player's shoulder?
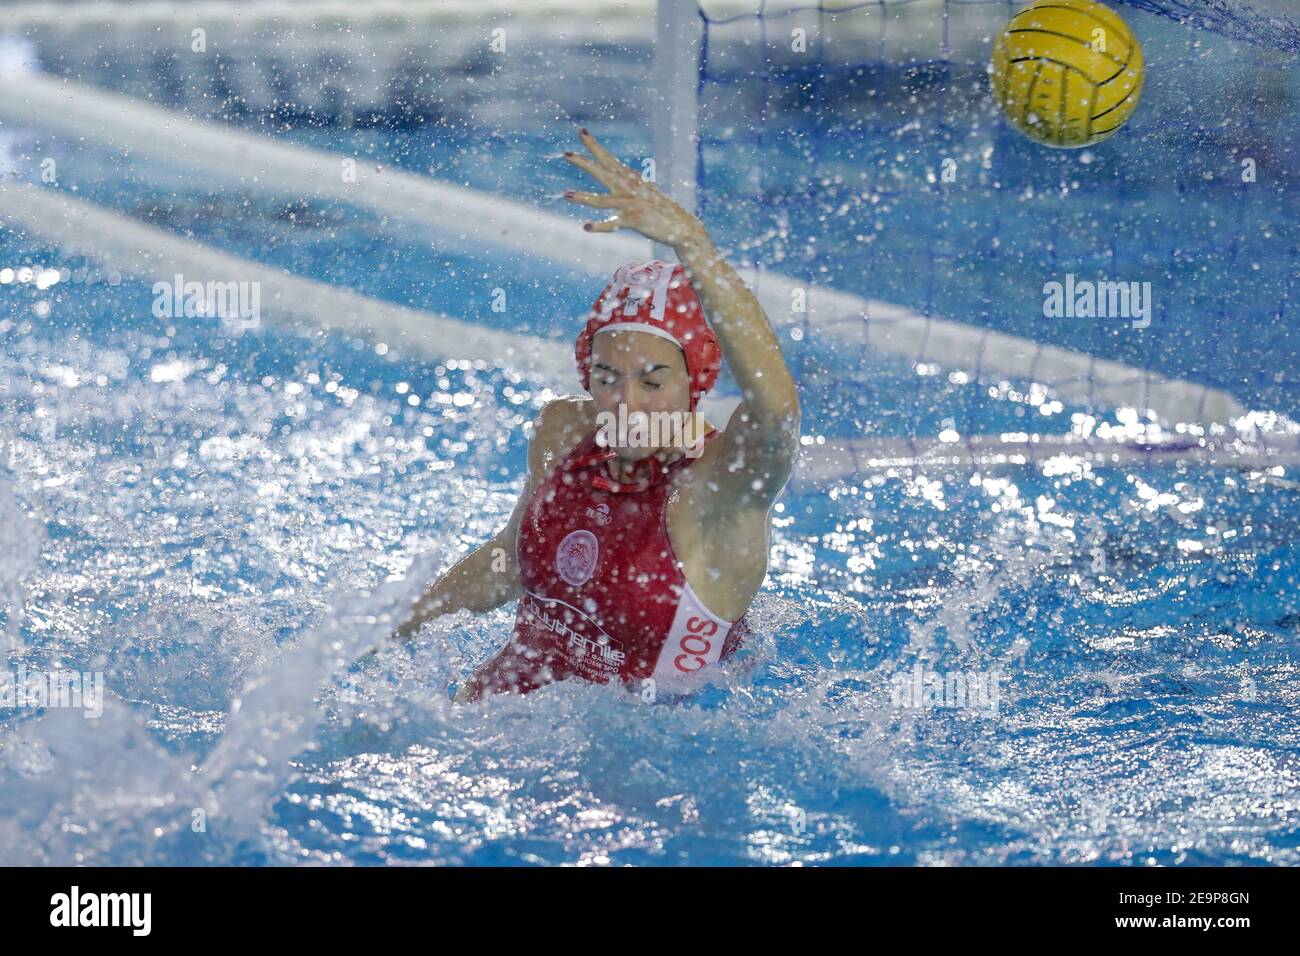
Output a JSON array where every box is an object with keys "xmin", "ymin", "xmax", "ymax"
[{"xmin": 528, "ymin": 396, "xmax": 595, "ymax": 475}]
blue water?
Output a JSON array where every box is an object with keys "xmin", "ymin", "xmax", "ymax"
[{"xmin": 1, "ymin": 6, "xmax": 1299, "ymax": 865}]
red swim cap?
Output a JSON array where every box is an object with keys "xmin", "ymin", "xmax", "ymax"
[{"xmin": 575, "ymin": 260, "xmax": 722, "ymax": 411}]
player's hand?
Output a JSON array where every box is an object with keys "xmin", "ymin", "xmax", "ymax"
[{"xmin": 562, "ymin": 127, "xmax": 705, "ymax": 248}]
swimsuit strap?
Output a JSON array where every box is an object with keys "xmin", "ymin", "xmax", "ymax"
[{"xmin": 591, "ymin": 454, "xmax": 662, "ymax": 494}]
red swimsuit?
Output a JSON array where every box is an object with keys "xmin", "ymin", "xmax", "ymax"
[{"xmin": 461, "ymin": 428, "xmax": 749, "ymax": 700}]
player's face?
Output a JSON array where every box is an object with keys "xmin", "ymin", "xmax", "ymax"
[{"xmin": 588, "ymin": 330, "xmax": 692, "ymax": 462}]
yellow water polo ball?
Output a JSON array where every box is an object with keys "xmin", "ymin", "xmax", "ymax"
[{"xmin": 990, "ymin": 0, "xmax": 1144, "ymax": 148}]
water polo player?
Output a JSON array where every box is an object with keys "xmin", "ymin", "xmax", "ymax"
[{"xmin": 393, "ymin": 128, "xmax": 800, "ymax": 701}]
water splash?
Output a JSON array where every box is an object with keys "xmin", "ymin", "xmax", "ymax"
[
  {"xmin": 201, "ymin": 561, "xmax": 431, "ymax": 845},
  {"xmin": 0, "ymin": 556, "xmax": 435, "ymax": 864},
  {"xmin": 0, "ymin": 469, "xmax": 43, "ymax": 652}
]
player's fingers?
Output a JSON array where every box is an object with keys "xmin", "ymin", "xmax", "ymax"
[
  {"xmin": 583, "ymin": 217, "xmax": 622, "ymax": 233},
  {"xmin": 579, "ymin": 128, "xmax": 634, "ymax": 179},
  {"xmin": 564, "ymin": 189, "xmax": 621, "ymax": 208},
  {"xmin": 564, "ymin": 150, "xmax": 624, "ymax": 192}
]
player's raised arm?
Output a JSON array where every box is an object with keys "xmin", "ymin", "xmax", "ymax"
[
  {"xmin": 564, "ymin": 128, "xmax": 800, "ymax": 510},
  {"xmin": 670, "ymin": 223, "xmax": 801, "ymax": 503}
]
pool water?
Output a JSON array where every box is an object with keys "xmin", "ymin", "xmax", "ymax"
[{"xmin": 1, "ymin": 8, "xmax": 1299, "ymax": 865}]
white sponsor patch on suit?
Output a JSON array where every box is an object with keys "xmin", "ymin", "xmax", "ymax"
[{"xmin": 652, "ymin": 581, "xmax": 734, "ymax": 679}]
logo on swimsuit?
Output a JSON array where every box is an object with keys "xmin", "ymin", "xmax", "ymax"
[
  {"xmin": 523, "ymin": 593, "xmax": 625, "ymax": 679},
  {"xmin": 672, "ymin": 616, "xmax": 719, "ymax": 673},
  {"xmin": 652, "ymin": 590, "xmax": 733, "ymax": 681},
  {"xmin": 555, "ymin": 529, "xmax": 599, "ymax": 586},
  {"xmin": 585, "ymin": 503, "xmax": 611, "ymax": 526}
]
